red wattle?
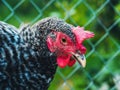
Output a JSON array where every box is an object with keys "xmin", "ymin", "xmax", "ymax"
[
  {"xmin": 68, "ymin": 59, "xmax": 76, "ymax": 67},
  {"xmin": 57, "ymin": 56, "xmax": 70, "ymax": 68}
]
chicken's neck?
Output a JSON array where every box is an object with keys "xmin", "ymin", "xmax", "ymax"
[{"xmin": 19, "ymin": 24, "xmax": 58, "ymax": 88}]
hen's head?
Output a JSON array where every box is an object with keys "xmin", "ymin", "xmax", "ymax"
[{"xmin": 33, "ymin": 17, "xmax": 94, "ymax": 68}]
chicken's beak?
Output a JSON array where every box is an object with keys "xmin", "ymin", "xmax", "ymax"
[{"xmin": 71, "ymin": 52, "xmax": 86, "ymax": 68}]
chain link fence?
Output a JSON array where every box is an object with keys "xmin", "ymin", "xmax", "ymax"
[{"xmin": 0, "ymin": 0, "xmax": 120, "ymax": 90}]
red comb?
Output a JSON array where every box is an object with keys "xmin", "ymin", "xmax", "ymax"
[
  {"xmin": 72, "ymin": 26, "xmax": 94, "ymax": 54},
  {"xmin": 72, "ymin": 26, "xmax": 94, "ymax": 44}
]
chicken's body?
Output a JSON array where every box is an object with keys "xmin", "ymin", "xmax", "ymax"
[
  {"xmin": 0, "ymin": 17, "xmax": 94, "ymax": 90},
  {"xmin": 0, "ymin": 20, "xmax": 57, "ymax": 90}
]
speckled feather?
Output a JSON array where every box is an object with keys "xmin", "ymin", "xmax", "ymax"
[{"xmin": 0, "ymin": 17, "xmax": 75, "ymax": 90}]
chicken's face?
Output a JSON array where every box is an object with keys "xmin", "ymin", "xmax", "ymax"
[{"xmin": 47, "ymin": 26, "xmax": 94, "ymax": 68}]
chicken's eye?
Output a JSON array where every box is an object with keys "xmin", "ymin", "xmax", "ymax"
[{"xmin": 61, "ymin": 37, "xmax": 67, "ymax": 45}]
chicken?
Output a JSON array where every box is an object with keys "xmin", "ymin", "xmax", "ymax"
[{"xmin": 0, "ymin": 17, "xmax": 94, "ymax": 90}]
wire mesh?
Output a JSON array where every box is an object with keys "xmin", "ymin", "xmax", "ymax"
[{"xmin": 0, "ymin": 0, "xmax": 120, "ymax": 90}]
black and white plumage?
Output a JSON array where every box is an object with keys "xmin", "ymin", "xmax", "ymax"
[{"xmin": 0, "ymin": 17, "xmax": 75, "ymax": 90}]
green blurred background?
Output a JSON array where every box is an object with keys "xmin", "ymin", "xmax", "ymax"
[{"xmin": 0, "ymin": 0, "xmax": 120, "ymax": 90}]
